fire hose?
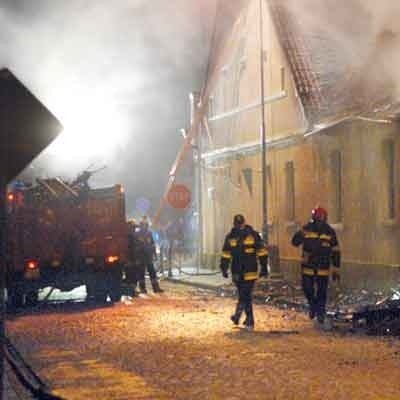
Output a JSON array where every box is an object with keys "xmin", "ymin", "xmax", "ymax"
[{"xmin": 5, "ymin": 336, "xmax": 66, "ymax": 399}]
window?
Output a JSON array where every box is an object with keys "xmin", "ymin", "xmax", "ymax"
[
  {"xmin": 280, "ymin": 67, "xmax": 285, "ymax": 91},
  {"xmin": 266, "ymin": 164, "xmax": 272, "ymax": 188},
  {"xmin": 242, "ymin": 168, "xmax": 253, "ymax": 196},
  {"xmin": 266, "ymin": 165, "xmax": 273, "ymax": 224},
  {"xmin": 221, "ymin": 66, "xmax": 228, "ymax": 112},
  {"xmin": 330, "ymin": 150, "xmax": 343, "ymax": 223},
  {"xmin": 383, "ymin": 139, "xmax": 396, "ymax": 219},
  {"xmin": 285, "ymin": 161, "xmax": 295, "ymax": 221},
  {"xmin": 208, "ymin": 96, "xmax": 214, "ymax": 118},
  {"xmin": 232, "ymin": 38, "xmax": 246, "ymax": 108}
]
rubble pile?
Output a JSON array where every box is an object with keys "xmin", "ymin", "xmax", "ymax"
[
  {"xmin": 216, "ymin": 284, "xmax": 236, "ymax": 298},
  {"xmin": 215, "ymin": 277, "xmax": 400, "ymax": 336},
  {"xmin": 254, "ymin": 279, "xmax": 306, "ymax": 309},
  {"xmin": 329, "ymin": 288, "xmax": 400, "ymax": 335},
  {"xmin": 216, "ymin": 278, "xmax": 307, "ymax": 309}
]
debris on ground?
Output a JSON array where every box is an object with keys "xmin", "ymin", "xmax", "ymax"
[
  {"xmin": 331, "ymin": 289, "xmax": 400, "ymax": 336},
  {"xmin": 7, "ymin": 281, "xmax": 400, "ymax": 400},
  {"xmin": 218, "ymin": 277, "xmax": 400, "ymax": 336}
]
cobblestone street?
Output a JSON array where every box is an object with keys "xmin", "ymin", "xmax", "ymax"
[{"xmin": 6, "ymin": 282, "xmax": 400, "ymax": 400}]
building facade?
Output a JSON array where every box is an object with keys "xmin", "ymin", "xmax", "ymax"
[{"xmin": 197, "ymin": 0, "xmax": 400, "ymax": 289}]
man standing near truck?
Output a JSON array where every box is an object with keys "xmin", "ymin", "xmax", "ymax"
[
  {"xmin": 126, "ymin": 218, "xmax": 139, "ymax": 297},
  {"xmin": 135, "ymin": 216, "xmax": 164, "ymax": 294}
]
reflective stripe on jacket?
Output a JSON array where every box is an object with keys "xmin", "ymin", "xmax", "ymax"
[
  {"xmin": 292, "ymin": 221, "xmax": 340, "ymax": 275},
  {"xmin": 220, "ymin": 225, "xmax": 268, "ymax": 281}
]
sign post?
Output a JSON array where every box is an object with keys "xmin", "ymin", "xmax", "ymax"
[
  {"xmin": 167, "ymin": 184, "xmax": 191, "ymax": 210},
  {"xmin": 0, "ymin": 68, "xmax": 62, "ymax": 399},
  {"xmin": 166, "ymin": 184, "xmax": 191, "ymax": 278}
]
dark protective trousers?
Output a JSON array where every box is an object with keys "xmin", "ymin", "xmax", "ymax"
[
  {"xmin": 136, "ymin": 261, "xmax": 157, "ymax": 281},
  {"xmin": 234, "ymin": 280, "xmax": 255, "ymax": 326},
  {"xmin": 137, "ymin": 261, "xmax": 159, "ymax": 293},
  {"xmin": 302, "ymin": 274, "xmax": 329, "ymax": 317},
  {"xmin": 145, "ymin": 262, "xmax": 157, "ymax": 280}
]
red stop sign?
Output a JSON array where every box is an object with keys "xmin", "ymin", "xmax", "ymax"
[{"xmin": 167, "ymin": 184, "xmax": 191, "ymax": 209}]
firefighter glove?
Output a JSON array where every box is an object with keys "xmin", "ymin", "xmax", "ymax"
[
  {"xmin": 332, "ymin": 271, "xmax": 340, "ymax": 282},
  {"xmin": 222, "ymin": 270, "xmax": 229, "ymax": 279}
]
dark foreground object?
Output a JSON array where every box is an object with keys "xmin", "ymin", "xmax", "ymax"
[{"xmin": 349, "ymin": 299, "xmax": 400, "ymax": 335}]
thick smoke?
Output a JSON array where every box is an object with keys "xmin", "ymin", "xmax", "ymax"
[
  {"xmin": 0, "ymin": 0, "xmax": 215, "ymax": 215},
  {"xmin": 5, "ymin": 0, "xmax": 399, "ymax": 215},
  {"xmin": 283, "ymin": 0, "xmax": 400, "ymax": 103}
]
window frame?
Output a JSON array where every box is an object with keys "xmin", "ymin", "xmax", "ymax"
[
  {"xmin": 330, "ymin": 149, "xmax": 343, "ymax": 224},
  {"xmin": 285, "ymin": 161, "xmax": 295, "ymax": 222}
]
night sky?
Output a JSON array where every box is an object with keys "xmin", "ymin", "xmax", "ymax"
[{"xmin": 0, "ymin": 0, "xmax": 215, "ymax": 217}]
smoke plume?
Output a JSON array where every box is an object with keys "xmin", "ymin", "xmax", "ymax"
[{"xmin": 0, "ymin": 0, "xmax": 216, "ymax": 216}]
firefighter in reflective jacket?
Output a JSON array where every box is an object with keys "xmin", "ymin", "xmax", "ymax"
[
  {"xmin": 291, "ymin": 207, "xmax": 341, "ymax": 323},
  {"xmin": 220, "ymin": 214, "xmax": 268, "ymax": 331}
]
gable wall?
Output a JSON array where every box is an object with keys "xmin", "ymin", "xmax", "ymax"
[{"xmin": 199, "ymin": 0, "xmax": 400, "ymax": 289}]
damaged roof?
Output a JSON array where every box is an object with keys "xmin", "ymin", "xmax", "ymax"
[{"xmin": 267, "ymin": 0, "xmax": 400, "ymax": 125}]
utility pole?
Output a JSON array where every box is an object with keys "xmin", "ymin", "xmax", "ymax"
[
  {"xmin": 189, "ymin": 92, "xmax": 202, "ymax": 274},
  {"xmin": 259, "ymin": 0, "xmax": 268, "ymax": 243},
  {"xmin": 0, "ymin": 178, "xmax": 5, "ymax": 400},
  {"xmin": 0, "ymin": 85, "xmax": 8, "ymax": 400}
]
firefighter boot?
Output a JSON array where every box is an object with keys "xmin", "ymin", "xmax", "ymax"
[
  {"xmin": 317, "ymin": 312, "xmax": 325, "ymax": 324},
  {"xmin": 231, "ymin": 302, "xmax": 244, "ymax": 325},
  {"xmin": 244, "ymin": 303, "xmax": 255, "ymax": 331},
  {"xmin": 139, "ymin": 280, "xmax": 147, "ymax": 294},
  {"xmin": 308, "ymin": 302, "xmax": 316, "ymax": 320},
  {"xmin": 131, "ymin": 284, "xmax": 140, "ymax": 297},
  {"xmin": 151, "ymin": 279, "xmax": 164, "ymax": 293}
]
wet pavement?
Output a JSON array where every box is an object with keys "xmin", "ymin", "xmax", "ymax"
[{"xmin": 5, "ymin": 280, "xmax": 400, "ymax": 400}]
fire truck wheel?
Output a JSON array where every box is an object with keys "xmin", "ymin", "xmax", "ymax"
[
  {"xmin": 109, "ymin": 287, "xmax": 122, "ymax": 303},
  {"xmin": 86, "ymin": 278, "xmax": 107, "ymax": 303},
  {"xmin": 93, "ymin": 280, "xmax": 108, "ymax": 303},
  {"xmin": 108, "ymin": 277, "xmax": 122, "ymax": 303},
  {"xmin": 7, "ymin": 287, "xmax": 24, "ymax": 310},
  {"xmin": 85, "ymin": 282, "xmax": 96, "ymax": 300},
  {"xmin": 25, "ymin": 290, "xmax": 39, "ymax": 306},
  {"xmin": 94, "ymin": 290, "xmax": 108, "ymax": 303},
  {"xmin": 107, "ymin": 268, "xmax": 122, "ymax": 303}
]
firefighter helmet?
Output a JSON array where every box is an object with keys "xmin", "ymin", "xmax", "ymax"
[
  {"xmin": 233, "ymin": 214, "xmax": 245, "ymax": 227},
  {"xmin": 311, "ymin": 206, "xmax": 328, "ymax": 222},
  {"xmin": 140, "ymin": 215, "xmax": 149, "ymax": 229},
  {"xmin": 127, "ymin": 218, "xmax": 137, "ymax": 227}
]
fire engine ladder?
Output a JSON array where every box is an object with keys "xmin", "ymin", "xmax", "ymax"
[
  {"xmin": 37, "ymin": 178, "xmax": 78, "ymax": 198},
  {"xmin": 153, "ymin": 0, "xmax": 248, "ymax": 225}
]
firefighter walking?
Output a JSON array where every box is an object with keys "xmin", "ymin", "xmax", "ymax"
[
  {"xmin": 220, "ymin": 214, "xmax": 268, "ymax": 331},
  {"xmin": 291, "ymin": 207, "xmax": 341, "ymax": 324},
  {"xmin": 135, "ymin": 216, "xmax": 164, "ymax": 294}
]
